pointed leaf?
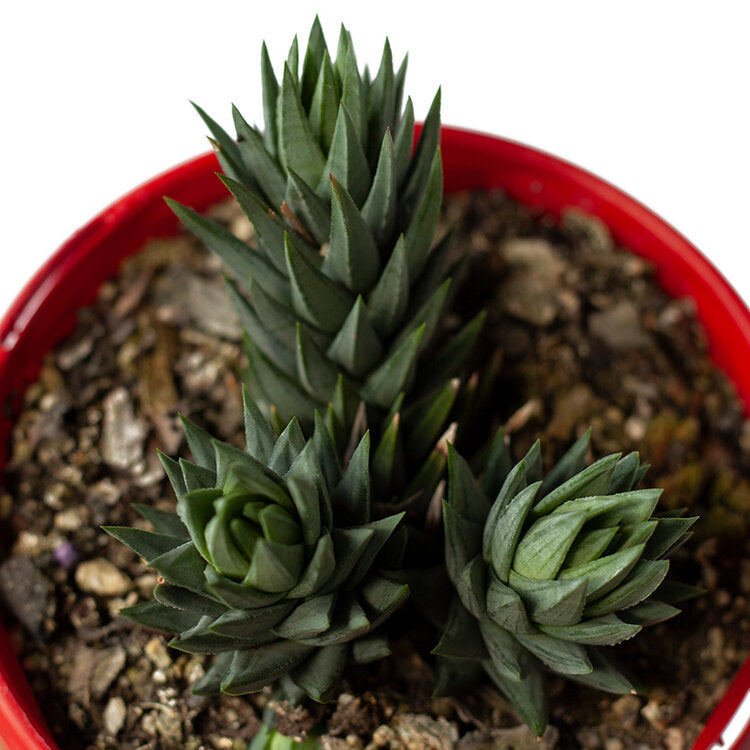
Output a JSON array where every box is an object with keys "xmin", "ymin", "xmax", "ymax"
[
  {"xmin": 221, "ymin": 640, "xmax": 313, "ymax": 694},
  {"xmin": 584, "ymin": 559, "xmax": 670, "ymax": 616},
  {"xmin": 274, "ymin": 593, "xmax": 335, "ymax": 640},
  {"xmin": 558, "ymin": 544, "xmax": 645, "ymax": 601},
  {"xmin": 539, "ymin": 615, "xmax": 641, "ymax": 646},
  {"xmin": 432, "ymin": 597, "xmax": 487, "ymax": 660},
  {"xmin": 291, "ymin": 642, "xmax": 349, "ymax": 702},
  {"xmin": 366, "ymin": 234, "xmax": 409, "ymax": 338},
  {"xmin": 119, "ymin": 600, "xmax": 201, "ymax": 634},
  {"xmin": 362, "ymin": 129, "xmax": 397, "ymax": 244},
  {"xmin": 286, "ymin": 168, "xmax": 331, "ymax": 245},
  {"xmin": 515, "ymin": 631, "xmax": 592, "ymax": 675},
  {"xmin": 132, "ymin": 504, "xmax": 189, "ymax": 540},
  {"xmin": 508, "ymin": 571, "xmax": 588, "ymax": 627},
  {"xmin": 404, "ymin": 147, "xmax": 443, "ymax": 278},
  {"xmin": 327, "ymin": 296, "xmax": 383, "ymax": 378}
]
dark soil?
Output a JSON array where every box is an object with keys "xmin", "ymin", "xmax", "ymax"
[{"xmin": 1, "ymin": 192, "xmax": 748, "ymax": 750}]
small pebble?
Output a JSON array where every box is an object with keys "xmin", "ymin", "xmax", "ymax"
[
  {"xmin": 75, "ymin": 557, "xmax": 133, "ymax": 596},
  {"xmin": 103, "ymin": 696, "xmax": 127, "ymax": 736}
]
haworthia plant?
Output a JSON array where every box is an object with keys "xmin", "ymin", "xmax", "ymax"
[
  {"xmin": 105, "ymin": 387, "xmax": 408, "ymax": 704},
  {"xmin": 167, "ymin": 18, "xmax": 485, "ymax": 501},
  {"xmin": 431, "ymin": 429, "xmax": 698, "ymax": 735}
]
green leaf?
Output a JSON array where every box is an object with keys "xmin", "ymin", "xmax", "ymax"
[
  {"xmin": 443, "ymin": 500, "xmax": 484, "ymax": 586},
  {"xmin": 479, "ymin": 428, "xmax": 512, "ymax": 499},
  {"xmin": 558, "ymin": 544, "xmax": 645, "ymax": 602},
  {"xmin": 157, "ymin": 452, "xmax": 187, "ymax": 500},
  {"xmin": 149, "ymin": 542, "xmax": 215, "ymax": 599},
  {"xmin": 331, "ymin": 431, "xmax": 371, "ymax": 526},
  {"xmin": 277, "ymin": 63, "xmax": 326, "ymax": 186},
  {"xmin": 584, "ymin": 559, "xmax": 670, "ymax": 616},
  {"xmin": 103, "ymin": 526, "xmax": 191, "ymax": 565},
  {"xmin": 433, "ymin": 655, "xmax": 483, "ymax": 698},
  {"xmin": 404, "ymin": 379, "xmax": 458, "ymax": 460},
  {"xmin": 132, "ymin": 503, "xmax": 188, "ymax": 540},
  {"xmin": 418, "ymin": 311, "xmax": 486, "ymax": 394},
  {"xmin": 179, "ymin": 459, "xmax": 216, "ymax": 493},
  {"xmin": 515, "ymin": 631, "xmax": 592, "ymax": 675},
  {"xmin": 165, "ymin": 199, "xmax": 290, "ymax": 303},
  {"xmin": 345, "ymin": 514, "xmax": 405, "ymax": 591},
  {"xmin": 564, "ymin": 526, "xmax": 618, "ymax": 568},
  {"xmin": 539, "ymin": 615, "xmax": 641, "ymax": 646},
  {"xmin": 372, "ymin": 410, "xmax": 405, "ymax": 495},
  {"xmin": 326, "ymin": 177, "xmax": 381, "ymax": 293},
  {"xmin": 244, "ymin": 335, "xmax": 324, "ymax": 423},
  {"xmin": 212, "ymin": 439, "xmax": 258, "ymax": 488},
  {"xmin": 295, "ymin": 323, "xmax": 339, "ymax": 401},
  {"xmin": 274, "ymin": 593, "xmax": 335, "ymax": 640},
  {"xmin": 479, "ymin": 618, "xmax": 528, "ymax": 682},
  {"xmin": 318, "ymin": 104, "xmax": 371, "ymax": 206},
  {"xmin": 209, "ymin": 601, "xmax": 295, "ymax": 639},
  {"xmin": 293, "ymin": 593, "xmax": 370, "ymax": 646},
  {"xmin": 619, "ymin": 600, "xmax": 680, "ymax": 626},
  {"xmin": 362, "ymin": 129, "xmax": 396, "ymax": 244},
  {"xmin": 286, "ymin": 168, "xmax": 331, "ymax": 246},
  {"xmin": 402, "ymin": 88, "xmax": 441, "ymax": 205},
  {"xmin": 300, "ymin": 16, "xmax": 328, "ymax": 108},
  {"xmin": 120, "ymin": 600, "xmax": 201, "ymax": 634},
  {"xmin": 204, "ymin": 567, "xmax": 285, "ymax": 610},
  {"xmin": 432, "ymin": 597, "xmax": 487, "ymax": 660},
  {"xmin": 352, "ymin": 634, "xmax": 390, "ymax": 664},
  {"xmin": 232, "ymin": 107, "xmax": 287, "ymax": 209},
  {"xmin": 287, "ymin": 531, "xmax": 336, "ymax": 598},
  {"xmin": 180, "ymin": 416, "xmax": 217, "ymax": 471},
  {"xmin": 221, "ymin": 640, "xmax": 313, "ymax": 694},
  {"xmin": 260, "ymin": 42, "xmax": 279, "ymax": 156},
  {"xmin": 392, "ymin": 97, "xmax": 414, "ymax": 187},
  {"xmin": 512, "ymin": 510, "xmax": 588, "ymax": 580},
  {"xmin": 608, "ymin": 451, "xmax": 641, "ymax": 493},
  {"xmin": 393, "ymin": 278, "xmax": 450, "ymax": 353},
  {"xmin": 540, "ymin": 429, "xmax": 591, "ymax": 496},
  {"xmin": 447, "ymin": 444, "xmax": 490, "ymax": 523},
  {"xmin": 192, "ymin": 652, "xmax": 233, "ymax": 696},
  {"xmin": 359, "ymin": 574, "xmax": 410, "ymax": 628},
  {"xmin": 308, "ymin": 50, "xmax": 338, "ymax": 153},
  {"xmin": 366, "ymin": 234, "xmax": 409, "ymax": 338},
  {"xmin": 486, "ymin": 571, "xmax": 531, "ymax": 634},
  {"xmin": 531, "ymin": 453, "xmax": 620, "ymax": 518},
  {"xmin": 570, "ymin": 648, "xmax": 638, "ymax": 695},
  {"xmin": 488, "ymin": 482, "xmax": 541, "ymax": 584},
  {"xmin": 339, "ymin": 41, "xmax": 365, "ymax": 147},
  {"xmin": 291, "ymin": 642, "xmax": 349, "ymax": 702},
  {"xmin": 455, "ymin": 555, "xmax": 487, "ymax": 619},
  {"xmin": 508, "ymin": 571, "xmax": 588, "ymax": 627},
  {"xmin": 327, "ymin": 297, "xmax": 383, "ymax": 378},
  {"xmin": 170, "ymin": 615, "xmax": 264, "ymax": 653},
  {"xmin": 404, "ymin": 147, "xmax": 443, "ymax": 278},
  {"xmin": 483, "ymin": 660, "xmax": 547, "ymax": 738},
  {"xmin": 153, "ymin": 583, "xmax": 226, "ymax": 617},
  {"xmin": 191, "ymin": 102, "xmax": 249, "ymax": 185},
  {"xmin": 644, "ymin": 516, "xmax": 698, "ymax": 559},
  {"xmin": 242, "ymin": 386, "xmax": 276, "ymax": 464},
  {"xmin": 245, "ymin": 538, "xmax": 305, "ymax": 593},
  {"xmin": 321, "ymin": 527, "xmax": 374, "ymax": 593},
  {"xmin": 285, "ymin": 234, "xmax": 354, "ymax": 332},
  {"xmin": 360, "ymin": 324, "xmax": 424, "ymax": 409},
  {"xmin": 284, "ymin": 475, "xmax": 321, "ymax": 550}
]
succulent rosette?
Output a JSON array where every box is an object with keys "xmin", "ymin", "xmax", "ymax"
[
  {"xmin": 434, "ymin": 430, "xmax": 697, "ymax": 735},
  {"xmin": 166, "ymin": 19, "xmax": 486, "ymax": 501},
  {"xmin": 105, "ymin": 389, "xmax": 408, "ymax": 702}
]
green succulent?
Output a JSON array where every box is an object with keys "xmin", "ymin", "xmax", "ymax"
[
  {"xmin": 166, "ymin": 19, "xmax": 485, "ymax": 500},
  {"xmin": 434, "ymin": 429, "xmax": 698, "ymax": 736},
  {"xmin": 105, "ymin": 388, "xmax": 408, "ymax": 703}
]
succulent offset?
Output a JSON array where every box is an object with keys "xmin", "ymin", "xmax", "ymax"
[
  {"xmin": 433, "ymin": 429, "xmax": 697, "ymax": 735},
  {"xmin": 166, "ymin": 19, "xmax": 485, "ymax": 499},
  {"xmin": 105, "ymin": 389, "xmax": 407, "ymax": 703}
]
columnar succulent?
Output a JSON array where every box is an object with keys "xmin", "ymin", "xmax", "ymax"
[
  {"xmin": 105, "ymin": 389, "xmax": 408, "ymax": 703},
  {"xmin": 434, "ymin": 430, "xmax": 697, "ymax": 735},
  {"xmin": 166, "ymin": 19, "xmax": 485, "ymax": 499}
]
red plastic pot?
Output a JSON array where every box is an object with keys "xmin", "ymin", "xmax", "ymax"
[{"xmin": 1, "ymin": 127, "xmax": 749, "ymax": 750}]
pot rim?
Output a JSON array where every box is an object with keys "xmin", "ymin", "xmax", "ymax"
[{"xmin": 0, "ymin": 125, "xmax": 748, "ymax": 750}]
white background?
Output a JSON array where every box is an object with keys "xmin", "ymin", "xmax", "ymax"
[{"xmin": 2, "ymin": 1, "xmax": 749, "ymax": 318}]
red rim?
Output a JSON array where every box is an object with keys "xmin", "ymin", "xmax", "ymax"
[{"xmin": 1, "ymin": 126, "xmax": 749, "ymax": 750}]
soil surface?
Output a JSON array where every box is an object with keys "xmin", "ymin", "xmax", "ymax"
[{"xmin": 1, "ymin": 192, "xmax": 749, "ymax": 750}]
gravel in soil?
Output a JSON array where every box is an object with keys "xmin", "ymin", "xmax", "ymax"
[{"xmin": 1, "ymin": 192, "xmax": 749, "ymax": 749}]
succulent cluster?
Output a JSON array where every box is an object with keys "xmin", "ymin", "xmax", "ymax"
[
  {"xmin": 167, "ymin": 18, "xmax": 484, "ymax": 501},
  {"xmin": 434, "ymin": 430, "xmax": 697, "ymax": 734},
  {"xmin": 106, "ymin": 18, "xmax": 699, "ymax": 741},
  {"xmin": 106, "ymin": 389, "xmax": 407, "ymax": 703}
]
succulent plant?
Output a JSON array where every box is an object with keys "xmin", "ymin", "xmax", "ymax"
[
  {"xmin": 166, "ymin": 19, "xmax": 485, "ymax": 499},
  {"xmin": 434, "ymin": 429, "xmax": 697, "ymax": 735},
  {"xmin": 105, "ymin": 388, "xmax": 408, "ymax": 703}
]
